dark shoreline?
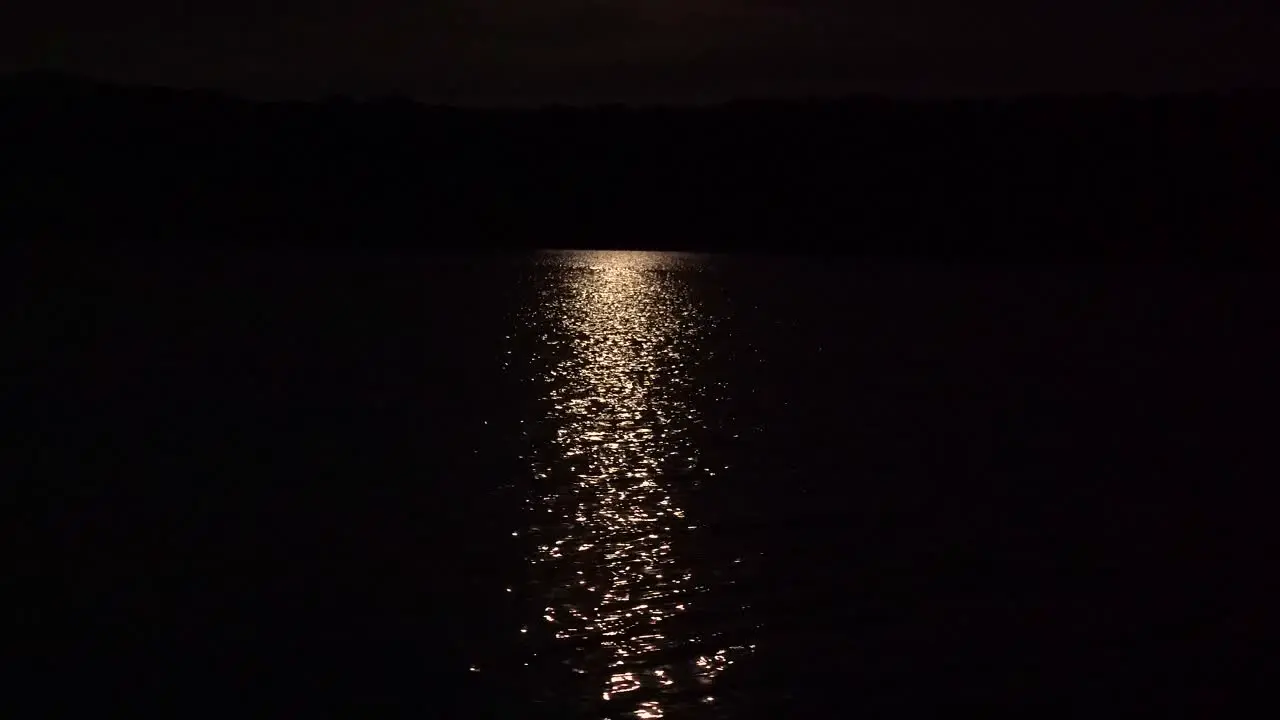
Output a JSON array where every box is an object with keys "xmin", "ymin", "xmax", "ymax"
[{"xmin": 4, "ymin": 71, "xmax": 1279, "ymax": 260}]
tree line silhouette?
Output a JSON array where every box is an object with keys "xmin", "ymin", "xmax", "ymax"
[{"xmin": 3, "ymin": 71, "xmax": 1278, "ymax": 259}]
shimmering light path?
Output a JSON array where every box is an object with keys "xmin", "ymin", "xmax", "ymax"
[{"xmin": 515, "ymin": 250, "xmax": 752, "ymax": 719}]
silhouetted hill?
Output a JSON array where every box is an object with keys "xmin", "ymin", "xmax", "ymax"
[{"xmin": 3, "ymin": 73, "xmax": 1278, "ymax": 259}]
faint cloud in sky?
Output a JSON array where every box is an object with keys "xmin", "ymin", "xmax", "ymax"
[{"xmin": 2, "ymin": 0, "xmax": 1277, "ymax": 100}]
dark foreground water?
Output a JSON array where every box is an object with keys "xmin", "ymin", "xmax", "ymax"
[{"xmin": 12, "ymin": 250, "xmax": 1276, "ymax": 714}]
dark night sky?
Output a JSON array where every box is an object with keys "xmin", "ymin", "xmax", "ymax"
[{"xmin": 3, "ymin": 1, "xmax": 1278, "ymax": 103}]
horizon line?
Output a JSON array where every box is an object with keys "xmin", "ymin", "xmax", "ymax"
[{"xmin": 4, "ymin": 68, "xmax": 1279, "ymax": 110}]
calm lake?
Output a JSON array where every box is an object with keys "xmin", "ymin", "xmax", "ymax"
[{"xmin": 15, "ymin": 249, "xmax": 1273, "ymax": 714}]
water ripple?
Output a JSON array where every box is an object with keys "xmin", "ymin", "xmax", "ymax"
[{"xmin": 515, "ymin": 250, "xmax": 751, "ymax": 719}]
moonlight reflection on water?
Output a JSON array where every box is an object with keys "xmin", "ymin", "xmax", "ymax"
[{"xmin": 518, "ymin": 250, "xmax": 752, "ymax": 718}]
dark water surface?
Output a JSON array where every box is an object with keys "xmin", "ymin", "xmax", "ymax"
[{"xmin": 13, "ymin": 250, "xmax": 1275, "ymax": 714}]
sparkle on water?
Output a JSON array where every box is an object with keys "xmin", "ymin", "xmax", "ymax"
[{"xmin": 518, "ymin": 250, "xmax": 751, "ymax": 719}]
